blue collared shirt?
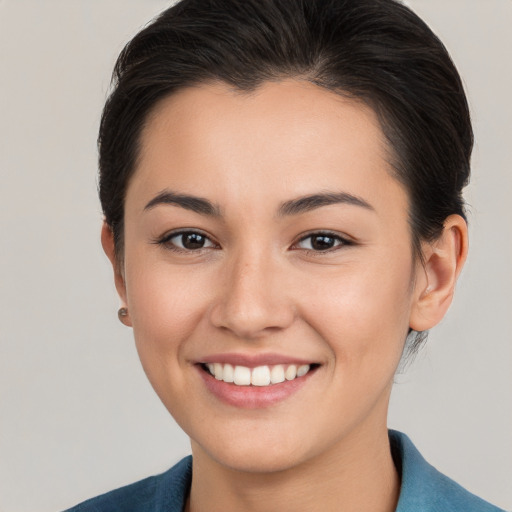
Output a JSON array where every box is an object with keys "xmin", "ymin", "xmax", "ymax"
[{"xmin": 64, "ymin": 430, "xmax": 506, "ymax": 511}]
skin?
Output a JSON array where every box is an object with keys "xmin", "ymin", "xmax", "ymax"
[{"xmin": 102, "ymin": 80, "xmax": 468, "ymax": 512}]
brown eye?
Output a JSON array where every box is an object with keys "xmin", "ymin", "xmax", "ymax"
[
  {"xmin": 296, "ymin": 233, "xmax": 347, "ymax": 251},
  {"xmin": 163, "ymin": 231, "xmax": 216, "ymax": 251},
  {"xmin": 181, "ymin": 233, "xmax": 207, "ymax": 249}
]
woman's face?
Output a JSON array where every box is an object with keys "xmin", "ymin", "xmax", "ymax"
[{"xmin": 118, "ymin": 80, "xmax": 422, "ymax": 472}]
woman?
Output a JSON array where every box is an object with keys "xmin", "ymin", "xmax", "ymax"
[{"xmin": 64, "ymin": 0, "xmax": 505, "ymax": 510}]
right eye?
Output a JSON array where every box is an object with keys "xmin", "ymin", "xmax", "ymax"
[{"xmin": 157, "ymin": 231, "xmax": 217, "ymax": 252}]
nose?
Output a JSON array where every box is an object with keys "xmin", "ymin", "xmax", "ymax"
[{"xmin": 209, "ymin": 249, "xmax": 295, "ymax": 339}]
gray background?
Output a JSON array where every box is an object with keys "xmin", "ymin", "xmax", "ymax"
[{"xmin": 0, "ymin": 1, "xmax": 510, "ymax": 511}]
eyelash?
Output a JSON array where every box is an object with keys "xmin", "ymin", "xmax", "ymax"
[
  {"xmin": 294, "ymin": 231, "xmax": 353, "ymax": 253},
  {"xmin": 154, "ymin": 229, "xmax": 353, "ymax": 255},
  {"xmin": 153, "ymin": 230, "xmax": 218, "ymax": 253}
]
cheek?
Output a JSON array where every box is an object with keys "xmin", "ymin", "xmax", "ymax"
[
  {"xmin": 297, "ymin": 253, "xmax": 414, "ymax": 365},
  {"xmin": 124, "ymin": 255, "xmax": 211, "ymax": 370}
]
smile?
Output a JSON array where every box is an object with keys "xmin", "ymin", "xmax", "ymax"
[
  {"xmin": 197, "ymin": 354, "xmax": 320, "ymax": 408},
  {"xmin": 203, "ymin": 363, "xmax": 313, "ymax": 387}
]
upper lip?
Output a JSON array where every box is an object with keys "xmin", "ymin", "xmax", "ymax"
[{"xmin": 198, "ymin": 353, "xmax": 318, "ymax": 368}]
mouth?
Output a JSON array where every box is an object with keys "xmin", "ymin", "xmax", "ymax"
[
  {"xmin": 195, "ymin": 355, "xmax": 320, "ymax": 408},
  {"xmin": 200, "ymin": 362, "xmax": 319, "ymax": 387},
  {"xmin": 195, "ymin": 353, "xmax": 321, "ymax": 408}
]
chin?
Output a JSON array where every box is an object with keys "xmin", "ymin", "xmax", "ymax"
[
  {"xmin": 207, "ymin": 445, "xmax": 308, "ymax": 474},
  {"xmin": 189, "ymin": 421, "xmax": 324, "ymax": 475}
]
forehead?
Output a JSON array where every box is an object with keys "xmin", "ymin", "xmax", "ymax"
[{"xmin": 130, "ymin": 79, "xmax": 406, "ymax": 220}]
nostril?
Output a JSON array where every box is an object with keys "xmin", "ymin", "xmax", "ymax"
[{"xmin": 209, "ymin": 297, "xmax": 296, "ymax": 338}]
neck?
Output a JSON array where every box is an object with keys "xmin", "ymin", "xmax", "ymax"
[{"xmin": 186, "ymin": 423, "xmax": 399, "ymax": 512}]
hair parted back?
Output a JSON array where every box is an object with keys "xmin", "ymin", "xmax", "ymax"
[{"xmin": 98, "ymin": 0, "xmax": 473, "ymax": 354}]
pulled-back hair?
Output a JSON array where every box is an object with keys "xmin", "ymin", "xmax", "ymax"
[{"xmin": 99, "ymin": 0, "xmax": 473, "ymax": 354}]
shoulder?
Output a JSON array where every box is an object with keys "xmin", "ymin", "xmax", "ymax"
[
  {"xmin": 390, "ymin": 430, "xmax": 506, "ymax": 512},
  {"xmin": 62, "ymin": 456, "xmax": 192, "ymax": 512}
]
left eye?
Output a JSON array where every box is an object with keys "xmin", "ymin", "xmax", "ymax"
[
  {"xmin": 165, "ymin": 231, "xmax": 216, "ymax": 250},
  {"xmin": 296, "ymin": 233, "xmax": 346, "ymax": 251}
]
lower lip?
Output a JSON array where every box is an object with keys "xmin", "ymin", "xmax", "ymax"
[{"xmin": 197, "ymin": 366, "xmax": 315, "ymax": 409}]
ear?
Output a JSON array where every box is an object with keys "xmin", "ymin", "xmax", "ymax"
[
  {"xmin": 409, "ymin": 214, "xmax": 468, "ymax": 332},
  {"xmin": 101, "ymin": 221, "xmax": 132, "ymax": 327}
]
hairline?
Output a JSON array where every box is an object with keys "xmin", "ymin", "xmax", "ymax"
[{"xmin": 111, "ymin": 77, "xmax": 427, "ymax": 270}]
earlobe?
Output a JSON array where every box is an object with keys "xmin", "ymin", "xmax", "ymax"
[
  {"xmin": 101, "ymin": 221, "xmax": 132, "ymax": 327},
  {"xmin": 409, "ymin": 214, "xmax": 468, "ymax": 332}
]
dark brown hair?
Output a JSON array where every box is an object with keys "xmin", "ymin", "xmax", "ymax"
[{"xmin": 98, "ymin": 0, "xmax": 473, "ymax": 355}]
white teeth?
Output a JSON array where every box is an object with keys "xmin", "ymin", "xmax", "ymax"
[
  {"xmin": 233, "ymin": 365, "xmax": 251, "ymax": 386},
  {"xmin": 297, "ymin": 364, "xmax": 310, "ymax": 377},
  {"xmin": 251, "ymin": 366, "xmax": 271, "ymax": 386},
  {"xmin": 270, "ymin": 365, "xmax": 285, "ymax": 384},
  {"xmin": 205, "ymin": 363, "xmax": 313, "ymax": 386},
  {"xmin": 214, "ymin": 362, "xmax": 223, "ymax": 381},
  {"xmin": 285, "ymin": 365, "xmax": 297, "ymax": 380},
  {"xmin": 223, "ymin": 363, "xmax": 234, "ymax": 383}
]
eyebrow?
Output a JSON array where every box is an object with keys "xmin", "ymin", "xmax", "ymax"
[
  {"xmin": 277, "ymin": 192, "xmax": 374, "ymax": 216},
  {"xmin": 144, "ymin": 190, "xmax": 221, "ymax": 217},
  {"xmin": 144, "ymin": 189, "xmax": 374, "ymax": 217}
]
